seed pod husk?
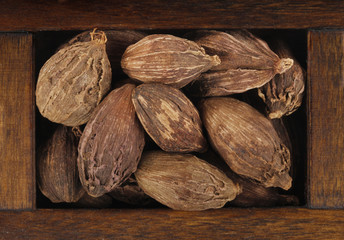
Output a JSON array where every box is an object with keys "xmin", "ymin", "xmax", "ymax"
[
  {"xmin": 121, "ymin": 34, "xmax": 221, "ymax": 88},
  {"xmin": 109, "ymin": 175, "xmax": 154, "ymax": 206},
  {"xmin": 78, "ymin": 84, "xmax": 145, "ymax": 197},
  {"xmin": 200, "ymin": 97, "xmax": 292, "ymax": 190},
  {"xmin": 37, "ymin": 126, "xmax": 85, "ymax": 203},
  {"xmin": 135, "ymin": 151, "xmax": 241, "ymax": 211},
  {"xmin": 36, "ymin": 30, "xmax": 112, "ymax": 126},
  {"xmin": 186, "ymin": 30, "xmax": 293, "ymax": 96},
  {"xmin": 75, "ymin": 193, "xmax": 113, "ymax": 208},
  {"xmin": 60, "ymin": 30, "xmax": 146, "ymax": 77},
  {"xmin": 132, "ymin": 83, "xmax": 207, "ymax": 153},
  {"xmin": 258, "ymin": 40, "xmax": 305, "ymax": 119}
]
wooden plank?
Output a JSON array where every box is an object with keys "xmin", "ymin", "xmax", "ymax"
[
  {"xmin": 307, "ymin": 30, "xmax": 344, "ymax": 208},
  {"xmin": 0, "ymin": 0, "xmax": 344, "ymax": 31},
  {"xmin": 0, "ymin": 208, "xmax": 343, "ymax": 239},
  {"xmin": 0, "ymin": 33, "xmax": 35, "ymax": 210}
]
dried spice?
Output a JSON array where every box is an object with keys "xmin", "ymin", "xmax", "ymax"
[
  {"xmin": 60, "ymin": 30, "xmax": 146, "ymax": 76},
  {"xmin": 76, "ymin": 193, "xmax": 113, "ymax": 208},
  {"xmin": 37, "ymin": 126, "xmax": 85, "ymax": 203},
  {"xmin": 200, "ymin": 97, "xmax": 292, "ymax": 190},
  {"xmin": 186, "ymin": 30, "xmax": 293, "ymax": 96},
  {"xmin": 135, "ymin": 151, "xmax": 241, "ymax": 211},
  {"xmin": 132, "ymin": 83, "xmax": 207, "ymax": 153},
  {"xmin": 36, "ymin": 29, "xmax": 112, "ymax": 126},
  {"xmin": 121, "ymin": 34, "xmax": 221, "ymax": 88},
  {"xmin": 78, "ymin": 84, "xmax": 145, "ymax": 197},
  {"xmin": 258, "ymin": 40, "xmax": 305, "ymax": 118},
  {"xmin": 109, "ymin": 175, "xmax": 154, "ymax": 206}
]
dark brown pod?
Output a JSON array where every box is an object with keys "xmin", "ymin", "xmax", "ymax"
[
  {"xmin": 60, "ymin": 30, "xmax": 146, "ymax": 76},
  {"xmin": 132, "ymin": 83, "xmax": 207, "ymax": 153},
  {"xmin": 36, "ymin": 30, "xmax": 112, "ymax": 126},
  {"xmin": 75, "ymin": 193, "xmax": 113, "ymax": 208},
  {"xmin": 109, "ymin": 175, "xmax": 154, "ymax": 206},
  {"xmin": 78, "ymin": 84, "xmax": 145, "ymax": 197},
  {"xmin": 258, "ymin": 40, "xmax": 305, "ymax": 119},
  {"xmin": 37, "ymin": 126, "xmax": 85, "ymax": 203},
  {"xmin": 121, "ymin": 34, "xmax": 221, "ymax": 88},
  {"xmin": 186, "ymin": 30, "xmax": 293, "ymax": 96},
  {"xmin": 200, "ymin": 97, "xmax": 292, "ymax": 190}
]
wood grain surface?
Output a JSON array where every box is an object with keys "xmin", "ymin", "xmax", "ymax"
[
  {"xmin": 0, "ymin": 0, "xmax": 344, "ymax": 31},
  {"xmin": 0, "ymin": 208, "xmax": 344, "ymax": 239},
  {"xmin": 0, "ymin": 33, "xmax": 35, "ymax": 210},
  {"xmin": 307, "ymin": 30, "xmax": 344, "ymax": 208}
]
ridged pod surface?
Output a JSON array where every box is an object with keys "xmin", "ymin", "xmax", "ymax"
[
  {"xmin": 132, "ymin": 83, "xmax": 207, "ymax": 153},
  {"xmin": 135, "ymin": 151, "xmax": 241, "ymax": 211},
  {"xmin": 200, "ymin": 97, "xmax": 292, "ymax": 190},
  {"xmin": 258, "ymin": 40, "xmax": 305, "ymax": 119},
  {"xmin": 78, "ymin": 84, "xmax": 145, "ymax": 197},
  {"xmin": 37, "ymin": 126, "xmax": 85, "ymax": 203},
  {"xmin": 121, "ymin": 34, "xmax": 221, "ymax": 88},
  {"xmin": 36, "ymin": 30, "xmax": 112, "ymax": 126},
  {"xmin": 187, "ymin": 30, "xmax": 293, "ymax": 96}
]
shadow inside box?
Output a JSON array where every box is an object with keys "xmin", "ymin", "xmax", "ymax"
[{"xmin": 34, "ymin": 29, "xmax": 307, "ymax": 210}]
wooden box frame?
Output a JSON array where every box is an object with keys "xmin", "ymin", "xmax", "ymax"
[{"xmin": 1, "ymin": 1, "xmax": 344, "ymax": 238}]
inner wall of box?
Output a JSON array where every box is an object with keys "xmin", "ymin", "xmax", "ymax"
[{"xmin": 34, "ymin": 30, "xmax": 307, "ymax": 209}]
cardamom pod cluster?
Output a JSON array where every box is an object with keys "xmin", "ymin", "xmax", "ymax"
[{"xmin": 36, "ymin": 29, "xmax": 303, "ymax": 210}]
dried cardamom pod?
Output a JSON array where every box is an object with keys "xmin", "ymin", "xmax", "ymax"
[
  {"xmin": 37, "ymin": 126, "xmax": 85, "ymax": 203},
  {"xmin": 186, "ymin": 30, "xmax": 293, "ymax": 96},
  {"xmin": 76, "ymin": 193, "xmax": 113, "ymax": 208},
  {"xmin": 196, "ymin": 149, "xmax": 298, "ymax": 207},
  {"xmin": 36, "ymin": 29, "xmax": 112, "ymax": 127},
  {"xmin": 132, "ymin": 83, "xmax": 207, "ymax": 153},
  {"xmin": 258, "ymin": 40, "xmax": 305, "ymax": 118},
  {"xmin": 109, "ymin": 175, "xmax": 154, "ymax": 206},
  {"xmin": 78, "ymin": 84, "xmax": 145, "ymax": 197},
  {"xmin": 135, "ymin": 151, "xmax": 241, "ymax": 211},
  {"xmin": 200, "ymin": 97, "xmax": 292, "ymax": 190},
  {"xmin": 121, "ymin": 34, "xmax": 221, "ymax": 88},
  {"xmin": 59, "ymin": 30, "xmax": 146, "ymax": 77}
]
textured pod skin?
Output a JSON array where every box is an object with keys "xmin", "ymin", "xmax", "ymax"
[
  {"xmin": 258, "ymin": 40, "xmax": 305, "ymax": 119},
  {"xmin": 37, "ymin": 126, "xmax": 85, "ymax": 203},
  {"xmin": 121, "ymin": 34, "xmax": 221, "ymax": 88},
  {"xmin": 36, "ymin": 31, "xmax": 112, "ymax": 126},
  {"xmin": 78, "ymin": 84, "xmax": 145, "ymax": 197},
  {"xmin": 200, "ymin": 97, "xmax": 292, "ymax": 190},
  {"xmin": 197, "ymin": 150, "xmax": 298, "ymax": 207},
  {"xmin": 109, "ymin": 175, "xmax": 154, "ymax": 206},
  {"xmin": 186, "ymin": 30, "xmax": 293, "ymax": 96},
  {"xmin": 60, "ymin": 30, "xmax": 146, "ymax": 76},
  {"xmin": 132, "ymin": 83, "xmax": 207, "ymax": 153},
  {"xmin": 135, "ymin": 151, "xmax": 241, "ymax": 211}
]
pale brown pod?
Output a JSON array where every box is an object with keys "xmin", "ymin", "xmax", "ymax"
[
  {"xmin": 109, "ymin": 175, "xmax": 154, "ymax": 206},
  {"xmin": 36, "ymin": 30, "xmax": 112, "ymax": 127},
  {"xmin": 37, "ymin": 126, "xmax": 85, "ymax": 203},
  {"xmin": 59, "ymin": 30, "xmax": 146, "ymax": 75},
  {"xmin": 132, "ymin": 83, "xmax": 207, "ymax": 153},
  {"xmin": 200, "ymin": 97, "xmax": 292, "ymax": 190},
  {"xmin": 186, "ymin": 30, "xmax": 293, "ymax": 96},
  {"xmin": 121, "ymin": 34, "xmax": 221, "ymax": 88},
  {"xmin": 135, "ymin": 151, "xmax": 241, "ymax": 211},
  {"xmin": 78, "ymin": 84, "xmax": 145, "ymax": 197},
  {"xmin": 258, "ymin": 40, "xmax": 305, "ymax": 119}
]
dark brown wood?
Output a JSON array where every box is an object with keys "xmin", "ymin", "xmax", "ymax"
[
  {"xmin": 0, "ymin": 208, "xmax": 344, "ymax": 239},
  {"xmin": 0, "ymin": 33, "xmax": 35, "ymax": 210},
  {"xmin": 1, "ymin": 0, "xmax": 344, "ymax": 31},
  {"xmin": 307, "ymin": 30, "xmax": 344, "ymax": 208}
]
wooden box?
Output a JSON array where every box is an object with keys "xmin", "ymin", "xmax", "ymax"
[{"xmin": 1, "ymin": 1, "xmax": 343, "ymax": 239}]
